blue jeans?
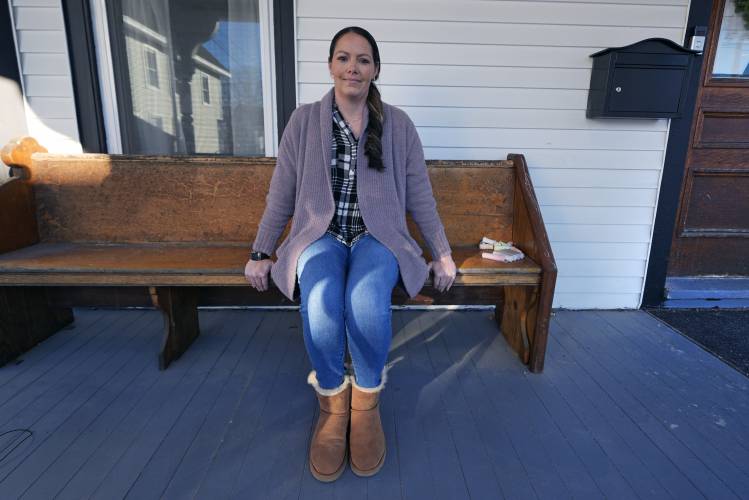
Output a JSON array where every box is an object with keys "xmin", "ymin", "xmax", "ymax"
[{"xmin": 297, "ymin": 232, "xmax": 400, "ymax": 390}]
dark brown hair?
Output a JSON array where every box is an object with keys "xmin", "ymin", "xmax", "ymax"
[{"xmin": 328, "ymin": 26, "xmax": 384, "ymax": 171}]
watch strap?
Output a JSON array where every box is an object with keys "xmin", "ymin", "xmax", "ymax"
[{"xmin": 250, "ymin": 251, "xmax": 271, "ymax": 261}]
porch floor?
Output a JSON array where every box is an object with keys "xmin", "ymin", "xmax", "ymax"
[{"xmin": 1, "ymin": 308, "xmax": 748, "ymax": 499}]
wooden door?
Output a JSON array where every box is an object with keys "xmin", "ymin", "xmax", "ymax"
[{"xmin": 668, "ymin": 0, "xmax": 749, "ymax": 277}]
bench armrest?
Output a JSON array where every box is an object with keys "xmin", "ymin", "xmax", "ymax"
[
  {"xmin": 507, "ymin": 153, "xmax": 556, "ymax": 276},
  {"xmin": 507, "ymin": 153, "xmax": 557, "ymax": 372},
  {"xmin": 0, "ymin": 137, "xmax": 44, "ymax": 254}
]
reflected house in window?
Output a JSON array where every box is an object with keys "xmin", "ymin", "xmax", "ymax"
[
  {"xmin": 109, "ymin": 0, "xmax": 266, "ymax": 155},
  {"xmin": 122, "ymin": 14, "xmax": 231, "ymax": 154}
]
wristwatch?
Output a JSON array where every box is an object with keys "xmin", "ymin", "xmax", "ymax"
[{"xmin": 250, "ymin": 251, "xmax": 271, "ymax": 261}]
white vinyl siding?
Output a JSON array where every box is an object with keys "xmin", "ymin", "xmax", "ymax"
[
  {"xmin": 10, "ymin": 0, "xmax": 81, "ymax": 153},
  {"xmin": 296, "ymin": 0, "xmax": 691, "ymax": 309}
]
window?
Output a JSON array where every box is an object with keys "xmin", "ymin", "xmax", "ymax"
[
  {"xmin": 144, "ymin": 48, "xmax": 159, "ymax": 88},
  {"xmin": 92, "ymin": 0, "xmax": 278, "ymax": 155},
  {"xmin": 712, "ymin": 0, "xmax": 749, "ymax": 78},
  {"xmin": 201, "ymin": 74, "xmax": 210, "ymax": 104}
]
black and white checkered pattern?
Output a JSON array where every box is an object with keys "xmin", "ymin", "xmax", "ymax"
[{"xmin": 326, "ymin": 101, "xmax": 368, "ymax": 246}]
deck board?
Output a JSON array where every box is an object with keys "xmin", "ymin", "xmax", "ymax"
[
  {"xmin": 0, "ymin": 309, "xmax": 106, "ymax": 389},
  {"xmin": 1, "ymin": 308, "xmax": 748, "ymax": 500},
  {"xmin": 554, "ymin": 311, "xmax": 745, "ymax": 499}
]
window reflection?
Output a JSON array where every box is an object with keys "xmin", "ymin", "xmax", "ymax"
[
  {"xmin": 109, "ymin": 0, "xmax": 265, "ymax": 155},
  {"xmin": 712, "ymin": 0, "xmax": 749, "ymax": 78}
]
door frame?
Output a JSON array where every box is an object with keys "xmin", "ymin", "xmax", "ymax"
[{"xmin": 642, "ymin": 0, "xmax": 716, "ymax": 307}]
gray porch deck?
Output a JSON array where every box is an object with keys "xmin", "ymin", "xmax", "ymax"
[{"xmin": 1, "ymin": 308, "xmax": 747, "ymax": 500}]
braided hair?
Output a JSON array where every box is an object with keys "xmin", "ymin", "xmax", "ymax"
[{"xmin": 328, "ymin": 26, "xmax": 384, "ymax": 171}]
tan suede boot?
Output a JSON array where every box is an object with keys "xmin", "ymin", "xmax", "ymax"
[
  {"xmin": 307, "ymin": 371, "xmax": 351, "ymax": 482},
  {"xmin": 349, "ymin": 369, "xmax": 387, "ymax": 477}
]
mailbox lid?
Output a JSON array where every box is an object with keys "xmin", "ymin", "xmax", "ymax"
[{"xmin": 607, "ymin": 66, "xmax": 686, "ymax": 114}]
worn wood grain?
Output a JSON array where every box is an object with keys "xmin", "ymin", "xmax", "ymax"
[
  {"xmin": 0, "ymin": 244, "xmax": 541, "ymax": 286},
  {"xmin": 506, "ymin": 154, "xmax": 557, "ymax": 373},
  {"xmin": 0, "ymin": 179, "xmax": 39, "ymax": 255},
  {"xmin": 151, "ymin": 287, "xmax": 200, "ymax": 370}
]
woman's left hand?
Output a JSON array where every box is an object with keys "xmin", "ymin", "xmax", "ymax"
[{"xmin": 428, "ymin": 254, "xmax": 457, "ymax": 293}]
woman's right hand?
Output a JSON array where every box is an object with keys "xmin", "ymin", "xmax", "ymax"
[{"xmin": 244, "ymin": 259, "xmax": 273, "ymax": 292}]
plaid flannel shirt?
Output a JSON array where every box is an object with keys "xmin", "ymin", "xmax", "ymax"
[{"xmin": 325, "ymin": 101, "xmax": 368, "ymax": 246}]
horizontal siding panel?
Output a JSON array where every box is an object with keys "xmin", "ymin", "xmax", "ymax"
[
  {"xmin": 21, "ymin": 53, "xmax": 70, "ymax": 75},
  {"xmin": 535, "ymin": 187, "xmax": 656, "ymax": 206},
  {"xmin": 297, "ymin": 1, "xmax": 686, "ymax": 28},
  {"xmin": 546, "ymin": 224, "xmax": 652, "ymax": 242},
  {"xmin": 301, "ymin": 83, "xmax": 590, "ymax": 109},
  {"xmin": 555, "ymin": 276, "xmax": 643, "ymax": 294},
  {"xmin": 556, "ymin": 259, "xmax": 647, "ymax": 277},
  {"xmin": 27, "ymin": 116, "xmax": 80, "ymax": 143},
  {"xmin": 299, "ymin": 41, "xmax": 607, "ymax": 68},
  {"xmin": 539, "ymin": 206, "xmax": 654, "ymax": 225},
  {"xmin": 530, "ymin": 168, "xmax": 661, "ymax": 188},
  {"xmin": 401, "ymin": 106, "xmax": 668, "ymax": 131},
  {"xmin": 32, "ymin": 118, "xmax": 79, "ymax": 139},
  {"xmin": 551, "ymin": 242, "xmax": 649, "ymax": 260},
  {"xmin": 27, "ymin": 97, "xmax": 77, "ymax": 119},
  {"xmin": 13, "ymin": 6, "xmax": 64, "ymax": 30},
  {"xmin": 299, "ymin": 62, "xmax": 594, "ymax": 90},
  {"xmin": 23, "ymin": 75, "xmax": 73, "ymax": 97},
  {"xmin": 422, "ymin": 148, "xmax": 664, "ymax": 168},
  {"xmin": 553, "ymin": 293, "xmax": 641, "ymax": 309},
  {"xmin": 43, "ymin": 118, "xmax": 78, "ymax": 138},
  {"xmin": 12, "ymin": 0, "xmax": 58, "ymax": 6},
  {"xmin": 17, "ymin": 30, "xmax": 67, "ymax": 53},
  {"xmin": 544, "ymin": 0, "xmax": 685, "ymax": 4},
  {"xmin": 418, "ymin": 127, "xmax": 665, "ymax": 150},
  {"xmin": 298, "ymin": 18, "xmax": 682, "ymax": 49}
]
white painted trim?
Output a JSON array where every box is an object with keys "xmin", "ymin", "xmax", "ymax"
[
  {"xmin": 259, "ymin": 0, "xmax": 278, "ymax": 155},
  {"xmin": 143, "ymin": 46, "xmax": 160, "ymax": 90},
  {"xmin": 7, "ymin": 1, "xmax": 31, "ymax": 135},
  {"xmin": 89, "ymin": 0, "xmax": 122, "ymax": 153},
  {"xmin": 193, "ymin": 54, "xmax": 231, "ymax": 78},
  {"xmin": 123, "ymin": 14, "xmax": 167, "ymax": 45}
]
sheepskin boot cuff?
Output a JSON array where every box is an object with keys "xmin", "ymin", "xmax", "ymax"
[
  {"xmin": 350, "ymin": 366, "xmax": 388, "ymax": 394},
  {"xmin": 307, "ymin": 370, "xmax": 351, "ymax": 397}
]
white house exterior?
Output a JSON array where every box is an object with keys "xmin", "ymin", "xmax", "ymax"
[{"xmin": 2, "ymin": 0, "xmax": 713, "ymax": 309}]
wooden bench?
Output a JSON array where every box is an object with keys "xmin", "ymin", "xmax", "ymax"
[{"xmin": 0, "ymin": 136, "xmax": 556, "ymax": 372}]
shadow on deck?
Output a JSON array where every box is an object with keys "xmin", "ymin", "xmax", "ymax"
[{"xmin": 0, "ymin": 309, "xmax": 747, "ymax": 499}]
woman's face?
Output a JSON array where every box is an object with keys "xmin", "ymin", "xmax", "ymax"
[{"xmin": 329, "ymin": 32, "xmax": 378, "ymax": 101}]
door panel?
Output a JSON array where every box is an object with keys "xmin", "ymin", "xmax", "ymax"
[{"xmin": 668, "ymin": 0, "xmax": 749, "ymax": 277}]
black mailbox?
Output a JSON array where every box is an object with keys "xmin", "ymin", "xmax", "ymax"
[{"xmin": 586, "ymin": 38, "xmax": 700, "ymax": 119}]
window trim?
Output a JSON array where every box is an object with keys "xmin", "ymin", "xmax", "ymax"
[
  {"xmin": 144, "ymin": 47, "xmax": 160, "ymax": 90},
  {"xmin": 201, "ymin": 73, "xmax": 211, "ymax": 105},
  {"xmin": 87, "ymin": 0, "xmax": 123, "ymax": 153}
]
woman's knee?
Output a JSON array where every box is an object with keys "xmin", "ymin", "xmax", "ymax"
[{"xmin": 344, "ymin": 279, "xmax": 392, "ymax": 325}]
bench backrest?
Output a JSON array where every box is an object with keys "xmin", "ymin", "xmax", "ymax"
[{"xmin": 8, "ymin": 146, "xmax": 516, "ymax": 248}]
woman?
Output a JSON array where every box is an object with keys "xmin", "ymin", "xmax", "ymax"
[{"xmin": 244, "ymin": 26, "xmax": 457, "ymax": 482}]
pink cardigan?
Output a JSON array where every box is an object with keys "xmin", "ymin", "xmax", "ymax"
[{"xmin": 253, "ymin": 87, "xmax": 451, "ymax": 301}]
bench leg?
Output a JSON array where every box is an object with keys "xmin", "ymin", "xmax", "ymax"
[
  {"xmin": 0, "ymin": 287, "xmax": 74, "ymax": 367},
  {"xmin": 150, "ymin": 287, "xmax": 200, "ymax": 370},
  {"xmin": 494, "ymin": 286, "xmax": 538, "ymax": 371}
]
